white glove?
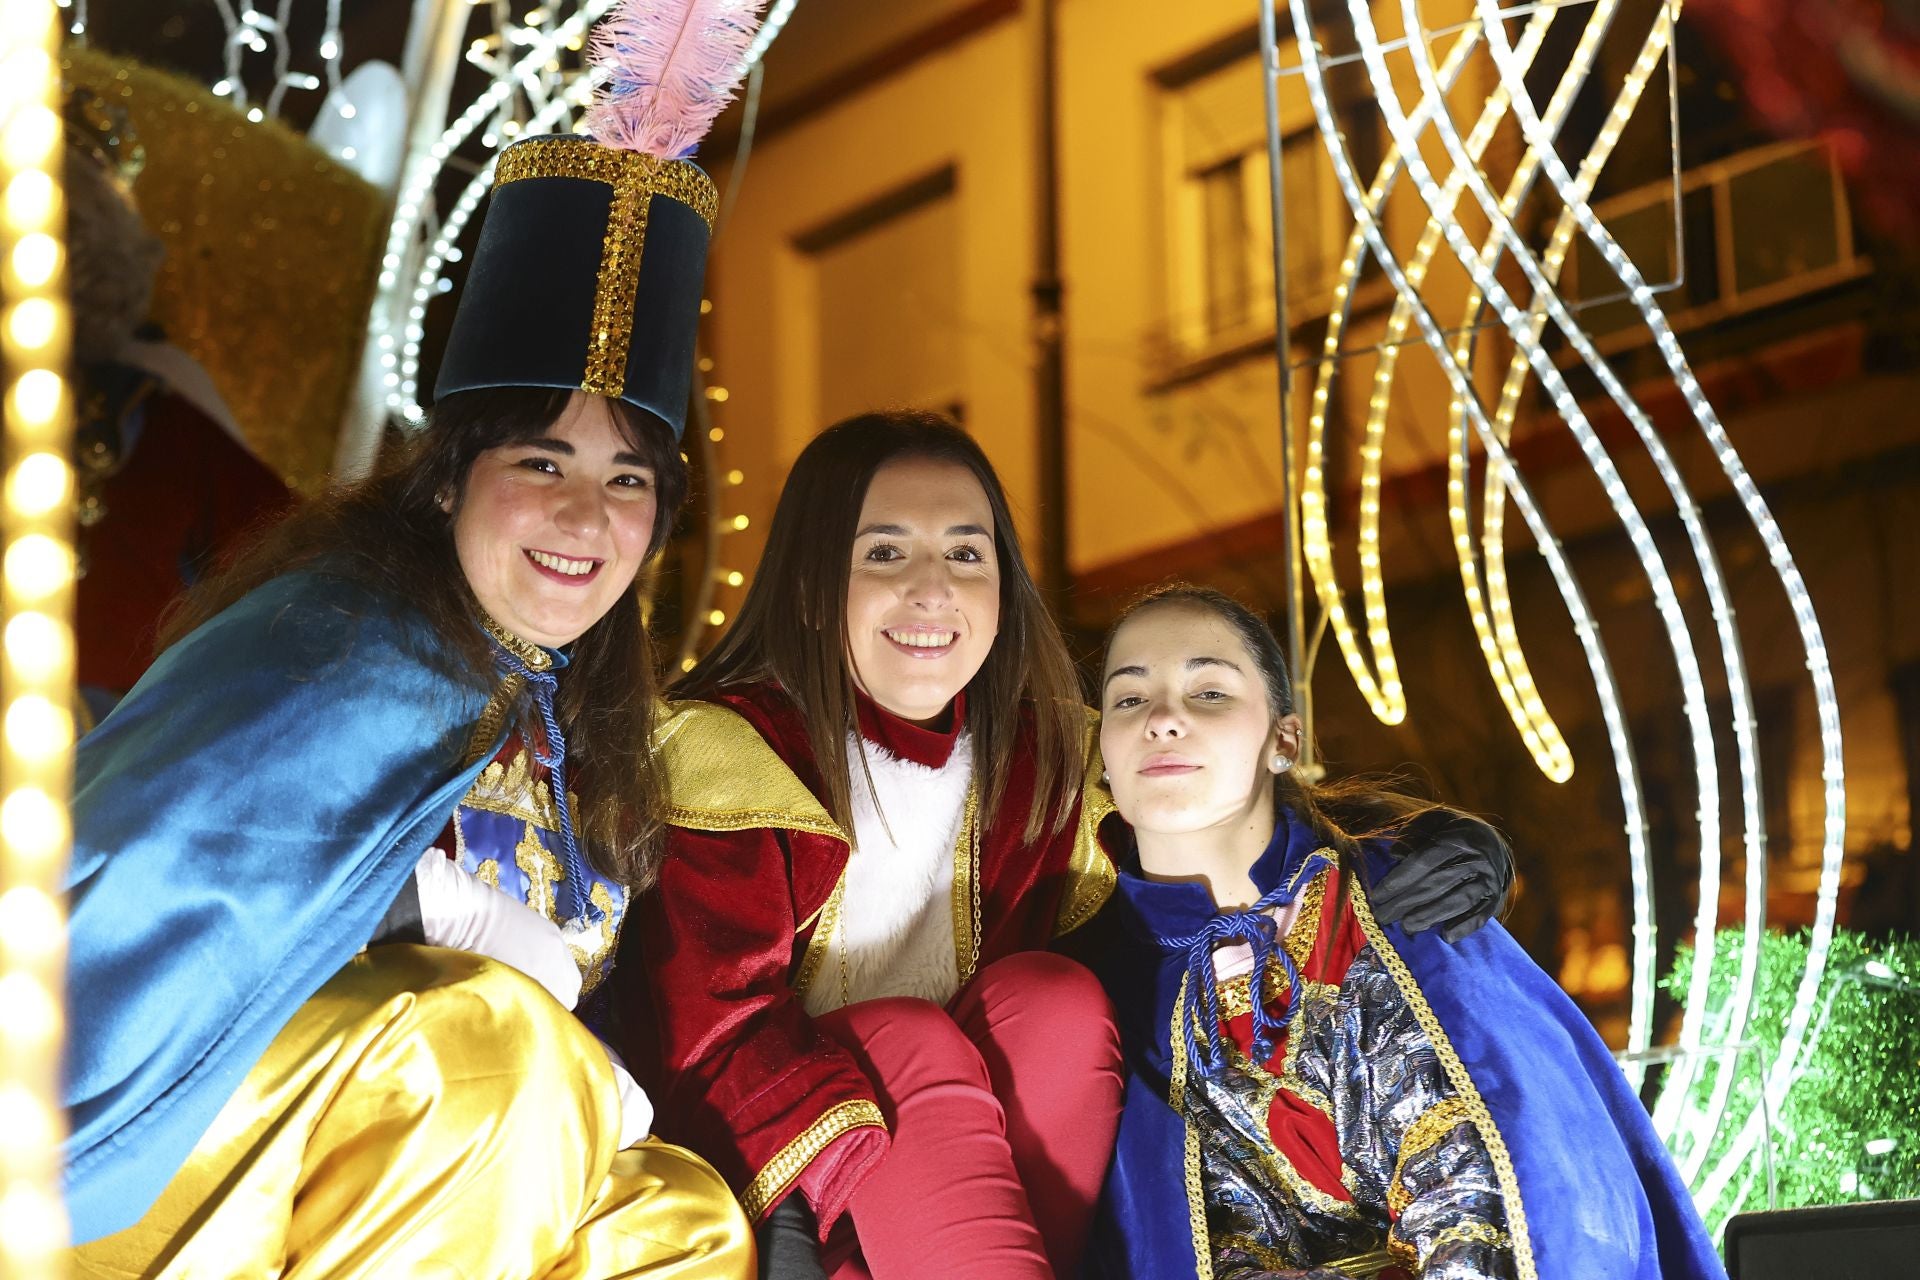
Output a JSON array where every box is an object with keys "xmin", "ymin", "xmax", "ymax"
[
  {"xmin": 602, "ymin": 1040, "xmax": 655, "ymax": 1150},
  {"xmin": 413, "ymin": 849, "xmax": 583, "ymax": 1011}
]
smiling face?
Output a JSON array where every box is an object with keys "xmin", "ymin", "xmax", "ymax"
[
  {"xmin": 1100, "ymin": 602, "xmax": 1302, "ymax": 842},
  {"xmin": 450, "ymin": 391, "xmax": 660, "ymax": 648},
  {"xmin": 843, "ymin": 455, "xmax": 1002, "ymax": 724}
]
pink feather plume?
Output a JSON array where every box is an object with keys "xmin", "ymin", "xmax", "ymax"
[{"xmin": 583, "ymin": 0, "xmax": 769, "ymax": 159}]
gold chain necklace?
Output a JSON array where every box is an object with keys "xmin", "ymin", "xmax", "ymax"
[{"xmin": 836, "ymin": 778, "xmax": 982, "ymax": 1008}]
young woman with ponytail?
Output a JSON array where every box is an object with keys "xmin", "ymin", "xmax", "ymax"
[{"xmin": 1084, "ymin": 584, "xmax": 1725, "ymax": 1280}]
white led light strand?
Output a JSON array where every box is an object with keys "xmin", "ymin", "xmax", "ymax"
[
  {"xmin": 1275, "ymin": 10, "xmax": 1655, "ymax": 1117},
  {"xmin": 1336, "ymin": 0, "xmax": 1726, "ymax": 1106},
  {"xmin": 1311, "ymin": 0, "xmax": 1582, "ymax": 781},
  {"xmin": 1466, "ymin": 1, "xmax": 1842, "ymax": 1215},
  {"xmin": 1300, "ymin": 19, "xmax": 1489, "ymax": 730},
  {"xmin": 0, "ymin": 1, "xmax": 76, "ymax": 1272},
  {"xmin": 1451, "ymin": 1, "xmax": 1764, "ymax": 1175}
]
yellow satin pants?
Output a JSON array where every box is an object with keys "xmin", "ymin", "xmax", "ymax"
[{"xmin": 75, "ymin": 945, "xmax": 754, "ymax": 1280}]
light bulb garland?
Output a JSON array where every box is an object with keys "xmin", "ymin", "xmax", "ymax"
[
  {"xmin": 0, "ymin": 2, "xmax": 75, "ymax": 1273},
  {"xmin": 1268, "ymin": 0, "xmax": 1846, "ymax": 1229}
]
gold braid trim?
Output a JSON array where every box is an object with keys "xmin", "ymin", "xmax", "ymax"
[
  {"xmin": 481, "ymin": 613, "xmax": 553, "ymax": 671},
  {"xmin": 462, "ymin": 673, "xmax": 525, "ymax": 768},
  {"xmin": 739, "ymin": 1099, "xmax": 886, "ymax": 1221},
  {"xmin": 951, "ymin": 782, "xmax": 982, "ymax": 985},
  {"xmin": 1348, "ymin": 885, "xmax": 1537, "ymax": 1279},
  {"xmin": 1054, "ymin": 709, "xmax": 1117, "ymax": 936},
  {"xmin": 793, "ymin": 872, "xmax": 845, "ymax": 1001},
  {"xmin": 1429, "ymin": 1220, "xmax": 1513, "ymax": 1254},
  {"xmin": 1388, "ymin": 1096, "xmax": 1476, "ymax": 1215},
  {"xmin": 1167, "ymin": 970, "xmax": 1216, "ymax": 1280},
  {"xmin": 491, "ymin": 139, "xmax": 719, "ymax": 399}
]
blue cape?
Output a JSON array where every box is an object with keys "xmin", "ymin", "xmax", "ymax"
[
  {"xmin": 63, "ymin": 572, "xmax": 508, "ymax": 1242},
  {"xmin": 1086, "ymin": 814, "xmax": 1726, "ymax": 1280}
]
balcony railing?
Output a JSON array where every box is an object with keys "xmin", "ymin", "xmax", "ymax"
[{"xmin": 1565, "ymin": 139, "xmax": 1869, "ymax": 354}]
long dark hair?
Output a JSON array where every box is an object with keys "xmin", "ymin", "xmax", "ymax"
[
  {"xmin": 1108, "ymin": 583, "xmax": 1445, "ymax": 866},
  {"xmin": 677, "ymin": 409, "xmax": 1082, "ymax": 843},
  {"xmin": 162, "ymin": 387, "xmax": 689, "ymax": 889}
]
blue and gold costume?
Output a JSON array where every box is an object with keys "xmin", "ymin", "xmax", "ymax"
[
  {"xmin": 65, "ymin": 573, "xmax": 749, "ymax": 1277},
  {"xmin": 1087, "ymin": 810, "xmax": 1726, "ymax": 1280}
]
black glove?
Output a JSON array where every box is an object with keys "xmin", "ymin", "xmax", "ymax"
[
  {"xmin": 756, "ymin": 1193, "xmax": 827, "ymax": 1280},
  {"xmin": 1369, "ymin": 809, "xmax": 1513, "ymax": 943}
]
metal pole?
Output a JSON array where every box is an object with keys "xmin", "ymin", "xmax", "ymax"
[
  {"xmin": 1032, "ymin": 0, "xmax": 1070, "ymax": 600},
  {"xmin": 333, "ymin": 0, "xmax": 476, "ymax": 482},
  {"xmin": 1257, "ymin": 0, "xmax": 1311, "ymax": 767}
]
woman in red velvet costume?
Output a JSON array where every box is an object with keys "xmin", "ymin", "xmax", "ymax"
[{"xmin": 616, "ymin": 410, "xmax": 1512, "ymax": 1280}]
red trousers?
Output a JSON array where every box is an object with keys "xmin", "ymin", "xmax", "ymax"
[{"xmin": 814, "ymin": 952, "xmax": 1122, "ymax": 1280}]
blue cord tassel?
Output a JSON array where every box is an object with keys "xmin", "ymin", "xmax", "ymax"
[
  {"xmin": 1155, "ymin": 862, "xmax": 1328, "ymax": 1078},
  {"xmin": 490, "ymin": 640, "xmax": 593, "ymax": 925}
]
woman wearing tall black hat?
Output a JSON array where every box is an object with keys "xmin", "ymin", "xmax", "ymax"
[{"xmin": 63, "ymin": 3, "xmax": 763, "ymax": 1274}]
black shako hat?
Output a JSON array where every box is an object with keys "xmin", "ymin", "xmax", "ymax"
[{"xmin": 433, "ymin": 137, "xmax": 716, "ymax": 440}]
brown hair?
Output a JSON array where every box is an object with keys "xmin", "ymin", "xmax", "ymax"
[
  {"xmin": 1107, "ymin": 583, "xmax": 1446, "ymax": 869},
  {"xmin": 677, "ymin": 409, "xmax": 1082, "ymax": 843},
  {"xmin": 161, "ymin": 387, "xmax": 689, "ymax": 890}
]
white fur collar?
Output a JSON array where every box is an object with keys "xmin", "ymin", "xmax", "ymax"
[{"xmin": 800, "ymin": 732, "xmax": 974, "ymax": 1015}]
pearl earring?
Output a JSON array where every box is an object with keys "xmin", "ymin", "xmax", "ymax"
[{"xmin": 1272, "ymin": 754, "xmax": 1293, "ymax": 774}]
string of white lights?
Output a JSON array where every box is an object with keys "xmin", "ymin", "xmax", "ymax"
[
  {"xmin": 1313, "ymin": 1, "xmax": 1580, "ymax": 784},
  {"xmin": 1275, "ymin": 11, "xmax": 1655, "ymax": 1119},
  {"xmin": 1466, "ymin": 0, "xmax": 1842, "ymax": 1207},
  {"xmin": 1299, "ymin": 19, "xmax": 1488, "ymax": 730},
  {"xmin": 1334, "ymin": 0, "xmax": 1726, "ymax": 1122},
  {"xmin": 1453, "ymin": 0, "xmax": 1764, "ymax": 1174},
  {"xmin": 0, "ymin": 1, "xmax": 76, "ymax": 1272}
]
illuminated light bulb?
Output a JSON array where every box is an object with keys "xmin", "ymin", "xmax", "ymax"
[
  {"xmin": 0, "ymin": 1182, "xmax": 64, "ymax": 1263},
  {"xmin": 725, "ymin": 570, "xmax": 744, "ymax": 587},
  {"xmin": 730, "ymin": 514, "xmax": 749, "ymax": 531},
  {"xmin": 726, "ymin": 469, "xmax": 744, "ymax": 485},
  {"xmin": 699, "ymin": 299, "xmax": 713, "ymax": 315},
  {"xmin": 0, "ymin": 787, "xmax": 63, "ymax": 862},
  {"xmin": 0, "ymin": 971, "xmax": 58, "ymax": 1047},
  {"xmin": 708, "ymin": 427, "xmax": 724, "ymax": 443},
  {"xmin": 9, "ymin": 231, "xmax": 57, "ymax": 287},
  {"xmin": 5, "ymin": 451, "xmax": 66, "ymax": 516},
  {"xmin": 679, "ymin": 656, "xmax": 696, "ymax": 672},
  {"xmin": 3, "ymin": 534, "xmax": 69, "ymax": 601},
  {"xmin": 4, "ymin": 612, "xmax": 66, "ymax": 684},
  {"xmin": 4, "ymin": 692, "xmax": 70, "ymax": 755},
  {"xmin": 0, "ymin": 104, "xmax": 57, "ymax": 171},
  {"xmin": 707, "ymin": 609, "xmax": 725, "ymax": 626},
  {"xmin": 2, "ymin": 169, "xmax": 54, "ymax": 231},
  {"xmin": 706, "ymin": 386, "xmax": 729, "ymax": 403},
  {"xmin": 0, "ymin": 887, "xmax": 60, "ymax": 964},
  {"xmin": 0, "ymin": 1082, "xmax": 53, "ymax": 1162}
]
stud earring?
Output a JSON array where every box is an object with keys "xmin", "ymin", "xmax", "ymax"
[
  {"xmin": 1272, "ymin": 754, "xmax": 1293, "ymax": 774},
  {"xmin": 1100, "ymin": 769, "xmax": 1110, "ymax": 785}
]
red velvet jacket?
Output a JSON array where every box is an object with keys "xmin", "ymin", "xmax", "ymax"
[{"xmin": 613, "ymin": 683, "xmax": 1114, "ymax": 1232}]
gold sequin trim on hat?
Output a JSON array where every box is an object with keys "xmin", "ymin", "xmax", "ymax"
[
  {"xmin": 582, "ymin": 173, "xmax": 651, "ymax": 399},
  {"xmin": 493, "ymin": 139, "xmax": 719, "ymax": 399},
  {"xmin": 740, "ymin": 1099, "xmax": 886, "ymax": 1221},
  {"xmin": 494, "ymin": 139, "xmax": 718, "ymax": 226}
]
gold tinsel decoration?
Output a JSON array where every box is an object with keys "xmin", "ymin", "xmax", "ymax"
[{"xmin": 62, "ymin": 46, "xmax": 387, "ymax": 496}]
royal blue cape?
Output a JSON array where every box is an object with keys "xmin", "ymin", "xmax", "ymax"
[
  {"xmin": 63, "ymin": 572, "xmax": 512, "ymax": 1242},
  {"xmin": 1085, "ymin": 812, "xmax": 1726, "ymax": 1279}
]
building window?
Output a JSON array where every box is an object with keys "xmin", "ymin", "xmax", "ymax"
[
  {"xmin": 1567, "ymin": 139, "xmax": 1866, "ymax": 350},
  {"xmin": 1159, "ymin": 35, "xmax": 1360, "ymax": 368}
]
